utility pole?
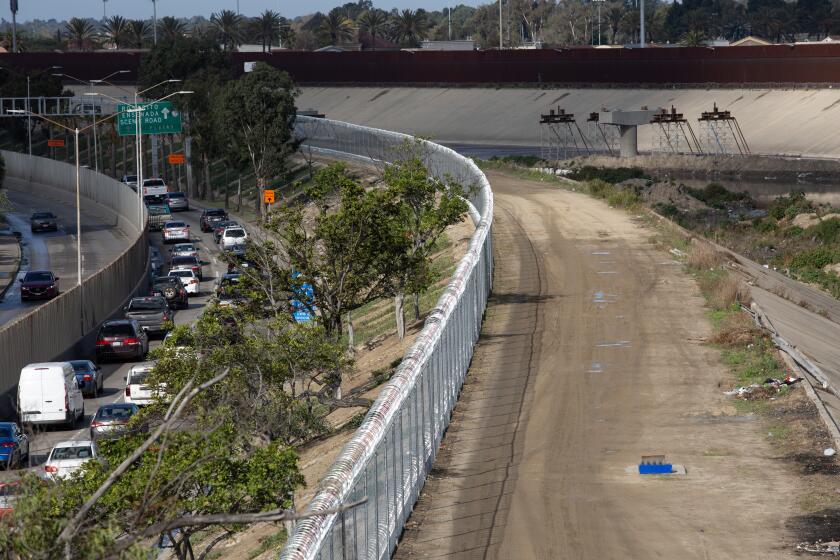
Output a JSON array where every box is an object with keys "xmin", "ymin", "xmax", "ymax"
[
  {"xmin": 448, "ymin": 7, "xmax": 451, "ymax": 41},
  {"xmin": 640, "ymin": 0, "xmax": 645, "ymax": 47},
  {"xmin": 103, "ymin": 0, "xmax": 108, "ymax": 19},
  {"xmin": 10, "ymin": 0, "xmax": 18, "ymax": 53},
  {"xmin": 499, "ymin": 0, "xmax": 502, "ymax": 49},
  {"xmin": 152, "ymin": 0, "xmax": 158, "ymax": 45}
]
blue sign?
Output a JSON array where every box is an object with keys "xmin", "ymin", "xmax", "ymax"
[{"xmin": 290, "ymin": 281, "xmax": 315, "ymax": 323}]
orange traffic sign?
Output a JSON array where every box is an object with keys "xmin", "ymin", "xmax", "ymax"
[
  {"xmin": 263, "ymin": 189, "xmax": 275, "ymax": 204},
  {"xmin": 47, "ymin": 139, "xmax": 65, "ymax": 148},
  {"xmin": 167, "ymin": 153, "xmax": 185, "ymax": 165}
]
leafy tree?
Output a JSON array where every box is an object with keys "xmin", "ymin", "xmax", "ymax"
[
  {"xmin": 64, "ymin": 17, "xmax": 96, "ymax": 50},
  {"xmin": 390, "ymin": 9, "xmax": 427, "ymax": 46},
  {"xmin": 680, "ymin": 29, "xmax": 707, "ymax": 45},
  {"xmin": 383, "ymin": 146, "xmax": 470, "ymax": 337},
  {"xmin": 320, "ymin": 10, "xmax": 355, "ymax": 44},
  {"xmin": 217, "ymin": 62, "xmax": 298, "ymax": 219},
  {"xmin": 210, "ymin": 9, "xmax": 244, "ymax": 51},
  {"xmin": 266, "ymin": 164, "xmax": 412, "ymax": 347},
  {"xmin": 102, "ymin": 15, "xmax": 130, "ymax": 48},
  {"xmin": 158, "ymin": 16, "xmax": 189, "ymax": 41},
  {"xmin": 357, "ymin": 9, "xmax": 389, "ymax": 47},
  {"xmin": 127, "ymin": 19, "xmax": 151, "ymax": 48}
]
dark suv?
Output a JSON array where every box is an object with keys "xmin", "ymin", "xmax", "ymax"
[
  {"xmin": 30, "ymin": 212, "xmax": 58, "ymax": 233},
  {"xmin": 150, "ymin": 276, "xmax": 188, "ymax": 310},
  {"xmin": 200, "ymin": 208, "xmax": 228, "ymax": 232},
  {"xmin": 20, "ymin": 270, "xmax": 59, "ymax": 301},
  {"xmin": 95, "ymin": 319, "xmax": 149, "ymax": 362}
]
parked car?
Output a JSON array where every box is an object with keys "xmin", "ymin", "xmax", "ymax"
[
  {"xmin": 162, "ymin": 221, "xmax": 190, "ymax": 244},
  {"xmin": 170, "ymin": 255, "xmax": 202, "ymax": 280},
  {"xmin": 0, "ymin": 482, "xmax": 20, "ymax": 519},
  {"xmin": 121, "ymin": 175, "xmax": 138, "ymax": 190},
  {"xmin": 95, "ymin": 319, "xmax": 149, "ymax": 362},
  {"xmin": 123, "ymin": 296, "xmax": 174, "ymax": 336},
  {"xmin": 41, "ymin": 441, "xmax": 99, "ymax": 480},
  {"xmin": 124, "ymin": 363, "xmax": 163, "ymax": 406},
  {"xmin": 0, "ymin": 423, "xmax": 29, "ymax": 470},
  {"xmin": 147, "ymin": 204, "xmax": 172, "ymax": 232},
  {"xmin": 200, "ymin": 208, "xmax": 228, "ymax": 232},
  {"xmin": 150, "ymin": 276, "xmax": 188, "ymax": 310},
  {"xmin": 30, "ymin": 211, "xmax": 58, "ymax": 233},
  {"xmin": 17, "ymin": 362, "xmax": 84, "ymax": 427},
  {"xmin": 165, "ymin": 191, "xmax": 189, "ymax": 211},
  {"xmin": 69, "ymin": 360, "xmax": 103, "ymax": 398},
  {"xmin": 220, "ymin": 227, "xmax": 248, "ymax": 251},
  {"xmin": 19, "ymin": 270, "xmax": 59, "ymax": 301},
  {"xmin": 89, "ymin": 403, "xmax": 140, "ymax": 440},
  {"xmin": 213, "ymin": 220, "xmax": 239, "ymax": 243},
  {"xmin": 167, "ymin": 268, "xmax": 200, "ymax": 295},
  {"xmin": 170, "ymin": 242, "xmax": 198, "ymax": 259}
]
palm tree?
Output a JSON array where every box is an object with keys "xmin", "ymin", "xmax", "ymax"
[
  {"xmin": 128, "ymin": 19, "xmax": 150, "ymax": 48},
  {"xmin": 210, "ymin": 9, "xmax": 243, "ymax": 51},
  {"xmin": 65, "ymin": 17, "xmax": 96, "ymax": 50},
  {"xmin": 102, "ymin": 15, "xmax": 129, "ymax": 49},
  {"xmin": 357, "ymin": 10, "xmax": 388, "ymax": 49},
  {"xmin": 320, "ymin": 11, "xmax": 354, "ymax": 44},
  {"xmin": 389, "ymin": 9, "xmax": 426, "ymax": 47},
  {"xmin": 679, "ymin": 29, "xmax": 706, "ymax": 46},
  {"xmin": 251, "ymin": 9, "xmax": 281, "ymax": 52},
  {"xmin": 158, "ymin": 16, "xmax": 188, "ymax": 41}
]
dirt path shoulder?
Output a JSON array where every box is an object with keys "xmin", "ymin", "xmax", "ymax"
[{"xmin": 394, "ymin": 169, "xmax": 802, "ymax": 559}]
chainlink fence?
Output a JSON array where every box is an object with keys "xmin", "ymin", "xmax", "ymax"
[{"xmin": 279, "ymin": 117, "xmax": 493, "ymax": 560}]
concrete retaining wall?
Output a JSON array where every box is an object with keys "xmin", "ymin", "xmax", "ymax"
[
  {"xmin": 0, "ymin": 152, "xmax": 147, "ymax": 418},
  {"xmin": 297, "ymin": 86, "xmax": 840, "ymax": 158}
]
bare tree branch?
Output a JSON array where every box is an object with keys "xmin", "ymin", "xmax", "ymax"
[{"xmin": 58, "ymin": 370, "xmax": 231, "ymax": 555}]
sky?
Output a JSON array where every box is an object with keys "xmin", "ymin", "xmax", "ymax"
[{"xmin": 10, "ymin": 0, "xmax": 485, "ymax": 22}]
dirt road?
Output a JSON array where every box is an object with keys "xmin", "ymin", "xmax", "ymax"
[{"xmin": 394, "ymin": 171, "xmax": 800, "ymax": 559}]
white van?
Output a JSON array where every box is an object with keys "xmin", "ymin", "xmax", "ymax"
[{"xmin": 18, "ymin": 362, "xmax": 85, "ymax": 427}]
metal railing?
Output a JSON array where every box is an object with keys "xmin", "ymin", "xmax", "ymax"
[{"xmin": 280, "ymin": 118, "xmax": 493, "ymax": 559}]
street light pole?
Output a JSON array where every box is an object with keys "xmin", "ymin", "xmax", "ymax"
[
  {"xmin": 74, "ymin": 127, "xmax": 81, "ymax": 288},
  {"xmin": 26, "ymin": 76, "xmax": 31, "ymax": 155}
]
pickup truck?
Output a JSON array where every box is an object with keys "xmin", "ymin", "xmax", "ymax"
[
  {"xmin": 141, "ymin": 178, "xmax": 168, "ymax": 197},
  {"xmin": 147, "ymin": 204, "xmax": 172, "ymax": 232}
]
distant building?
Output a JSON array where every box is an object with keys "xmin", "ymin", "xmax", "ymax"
[
  {"xmin": 420, "ymin": 40, "xmax": 477, "ymax": 51},
  {"xmin": 729, "ymin": 36, "xmax": 772, "ymax": 47},
  {"xmin": 315, "ymin": 43, "xmax": 363, "ymax": 52}
]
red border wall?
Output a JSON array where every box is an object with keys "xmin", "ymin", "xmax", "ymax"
[{"xmin": 4, "ymin": 45, "xmax": 840, "ymax": 85}]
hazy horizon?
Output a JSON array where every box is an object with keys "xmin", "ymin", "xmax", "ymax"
[{"xmin": 7, "ymin": 0, "xmax": 486, "ymax": 23}]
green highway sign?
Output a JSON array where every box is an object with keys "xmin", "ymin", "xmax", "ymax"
[{"xmin": 117, "ymin": 101, "xmax": 182, "ymax": 136}]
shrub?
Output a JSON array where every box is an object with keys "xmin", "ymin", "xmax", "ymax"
[
  {"xmin": 769, "ymin": 191, "xmax": 811, "ymax": 221},
  {"xmin": 569, "ymin": 165, "xmax": 647, "ymax": 184},
  {"xmin": 789, "ymin": 246, "xmax": 840, "ymax": 270},
  {"xmin": 687, "ymin": 182, "xmax": 752, "ymax": 209},
  {"xmin": 606, "ymin": 189, "xmax": 640, "ymax": 208},
  {"xmin": 752, "ymin": 219, "xmax": 778, "ymax": 234},
  {"xmin": 809, "ymin": 217, "xmax": 840, "ymax": 244},
  {"xmin": 488, "ymin": 155, "xmax": 544, "ymax": 167},
  {"xmin": 783, "ymin": 225, "xmax": 804, "ymax": 238}
]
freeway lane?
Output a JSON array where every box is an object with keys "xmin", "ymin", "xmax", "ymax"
[
  {"xmin": 0, "ymin": 182, "xmax": 131, "ymax": 326},
  {"xmin": 18, "ymin": 205, "xmax": 230, "ymax": 470}
]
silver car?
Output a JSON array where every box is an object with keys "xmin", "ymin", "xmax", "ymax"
[
  {"xmin": 90, "ymin": 403, "xmax": 140, "ymax": 440},
  {"xmin": 165, "ymin": 191, "xmax": 189, "ymax": 211}
]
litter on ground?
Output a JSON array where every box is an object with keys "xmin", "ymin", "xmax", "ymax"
[{"xmin": 724, "ymin": 376, "xmax": 803, "ymax": 398}]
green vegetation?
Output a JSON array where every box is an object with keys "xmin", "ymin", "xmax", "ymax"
[
  {"xmin": 568, "ymin": 165, "xmax": 647, "ymax": 184},
  {"xmin": 686, "ymin": 183, "xmax": 750, "ymax": 210},
  {"xmin": 488, "ymin": 155, "xmax": 544, "ymax": 167},
  {"xmin": 581, "ymin": 178, "xmax": 640, "ymax": 208}
]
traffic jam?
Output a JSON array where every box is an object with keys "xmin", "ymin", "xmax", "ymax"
[{"xmin": 1, "ymin": 176, "xmax": 251, "ymax": 497}]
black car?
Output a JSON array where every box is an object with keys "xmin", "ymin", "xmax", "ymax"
[
  {"xmin": 200, "ymin": 208, "xmax": 228, "ymax": 232},
  {"xmin": 95, "ymin": 319, "xmax": 149, "ymax": 362},
  {"xmin": 150, "ymin": 276, "xmax": 188, "ymax": 310},
  {"xmin": 30, "ymin": 212, "xmax": 58, "ymax": 233},
  {"xmin": 20, "ymin": 270, "xmax": 59, "ymax": 301},
  {"xmin": 123, "ymin": 296, "xmax": 174, "ymax": 336}
]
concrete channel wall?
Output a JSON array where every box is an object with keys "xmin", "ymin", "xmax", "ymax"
[
  {"xmin": 297, "ymin": 86, "xmax": 840, "ymax": 158},
  {"xmin": 0, "ymin": 152, "xmax": 146, "ymax": 417}
]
